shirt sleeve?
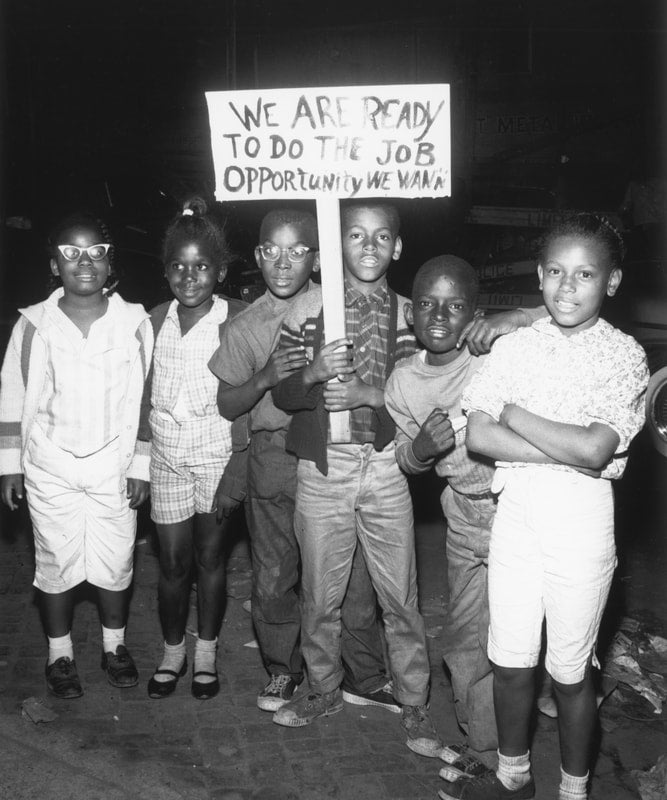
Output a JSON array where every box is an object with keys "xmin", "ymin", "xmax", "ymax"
[
  {"xmin": 588, "ymin": 340, "xmax": 649, "ymax": 451},
  {"xmin": 208, "ymin": 317, "xmax": 257, "ymax": 386},
  {"xmin": 461, "ymin": 334, "xmax": 516, "ymax": 421},
  {"xmin": 0, "ymin": 317, "xmax": 27, "ymax": 475},
  {"xmin": 384, "ymin": 368, "xmax": 433, "ymax": 474}
]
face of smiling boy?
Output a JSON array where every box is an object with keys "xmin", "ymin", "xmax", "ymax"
[
  {"xmin": 405, "ymin": 269, "xmax": 476, "ymax": 365},
  {"xmin": 341, "ymin": 206, "xmax": 402, "ymax": 295},
  {"xmin": 538, "ymin": 235, "xmax": 622, "ymax": 336}
]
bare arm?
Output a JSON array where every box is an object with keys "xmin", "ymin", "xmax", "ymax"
[
  {"xmin": 500, "ymin": 404, "xmax": 619, "ymax": 471},
  {"xmin": 217, "ymin": 346, "xmax": 308, "ymax": 420},
  {"xmin": 457, "ymin": 306, "xmax": 548, "ymax": 356},
  {"xmin": 466, "ymin": 411, "xmax": 557, "ymax": 464}
]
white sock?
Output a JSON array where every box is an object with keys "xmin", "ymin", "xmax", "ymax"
[
  {"xmin": 194, "ymin": 636, "xmax": 218, "ymax": 684},
  {"xmin": 153, "ymin": 638, "xmax": 186, "ymax": 683},
  {"xmin": 497, "ymin": 750, "xmax": 531, "ymax": 791},
  {"xmin": 559, "ymin": 767, "xmax": 588, "ymax": 800},
  {"xmin": 102, "ymin": 625, "xmax": 126, "ymax": 654},
  {"xmin": 47, "ymin": 633, "xmax": 74, "ymax": 665}
]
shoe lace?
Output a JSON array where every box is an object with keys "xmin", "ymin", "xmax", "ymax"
[{"xmin": 266, "ymin": 674, "xmax": 291, "ymax": 693}]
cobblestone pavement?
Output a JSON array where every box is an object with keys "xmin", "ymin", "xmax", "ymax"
[{"xmin": 1, "ymin": 465, "xmax": 666, "ymax": 800}]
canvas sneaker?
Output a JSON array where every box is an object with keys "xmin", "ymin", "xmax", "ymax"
[
  {"xmin": 401, "ymin": 703, "xmax": 443, "ymax": 757},
  {"xmin": 342, "ymin": 680, "xmax": 401, "ymax": 713},
  {"xmin": 257, "ymin": 674, "xmax": 299, "ymax": 712},
  {"xmin": 439, "ymin": 743, "xmax": 495, "ymax": 781},
  {"xmin": 272, "ymin": 688, "xmax": 343, "ymax": 727}
]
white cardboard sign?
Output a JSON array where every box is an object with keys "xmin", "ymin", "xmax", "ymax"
[{"xmin": 206, "ymin": 84, "xmax": 451, "ymax": 201}]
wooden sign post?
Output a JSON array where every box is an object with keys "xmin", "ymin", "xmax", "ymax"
[{"xmin": 206, "ymin": 84, "xmax": 451, "ymax": 442}]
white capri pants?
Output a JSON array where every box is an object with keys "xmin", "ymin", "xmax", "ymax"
[
  {"xmin": 488, "ymin": 466, "xmax": 616, "ymax": 684},
  {"xmin": 24, "ymin": 425, "xmax": 136, "ymax": 594}
]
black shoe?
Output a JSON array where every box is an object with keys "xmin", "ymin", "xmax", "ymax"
[
  {"xmin": 342, "ymin": 680, "xmax": 401, "ymax": 714},
  {"xmin": 147, "ymin": 658, "xmax": 188, "ymax": 699},
  {"xmin": 45, "ymin": 656, "xmax": 83, "ymax": 699},
  {"xmin": 101, "ymin": 644, "xmax": 139, "ymax": 688},
  {"xmin": 257, "ymin": 674, "xmax": 299, "ymax": 711},
  {"xmin": 191, "ymin": 670, "xmax": 219, "ymax": 700}
]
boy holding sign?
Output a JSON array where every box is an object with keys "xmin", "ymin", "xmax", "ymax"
[
  {"xmin": 209, "ymin": 209, "xmax": 396, "ymax": 714},
  {"xmin": 271, "ymin": 201, "xmax": 444, "ymax": 757}
]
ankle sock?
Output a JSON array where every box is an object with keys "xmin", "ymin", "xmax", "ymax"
[
  {"xmin": 47, "ymin": 633, "xmax": 74, "ymax": 665},
  {"xmin": 153, "ymin": 638, "xmax": 186, "ymax": 684},
  {"xmin": 194, "ymin": 636, "xmax": 218, "ymax": 684},
  {"xmin": 559, "ymin": 767, "xmax": 588, "ymax": 800},
  {"xmin": 102, "ymin": 625, "xmax": 125, "ymax": 654},
  {"xmin": 497, "ymin": 750, "xmax": 531, "ymax": 791}
]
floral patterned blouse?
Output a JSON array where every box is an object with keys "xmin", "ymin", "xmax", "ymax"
[{"xmin": 462, "ymin": 317, "xmax": 649, "ymax": 479}]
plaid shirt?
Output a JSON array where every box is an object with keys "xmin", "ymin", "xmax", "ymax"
[
  {"xmin": 150, "ymin": 297, "xmax": 232, "ymax": 465},
  {"xmin": 345, "ymin": 283, "xmax": 390, "ymax": 443}
]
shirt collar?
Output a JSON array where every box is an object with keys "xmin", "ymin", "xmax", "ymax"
[
  {"xmin": 167, "ymin": 294, "xmax": 227, "ymax": 326},
  {"xmin": 344, "ymin": 280, "xmax": 388, "ymax": 309}
]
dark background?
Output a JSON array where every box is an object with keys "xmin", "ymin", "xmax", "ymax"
[{"xmin": 1, "ymin": 0, "xmax": 664, "ymax": 319}]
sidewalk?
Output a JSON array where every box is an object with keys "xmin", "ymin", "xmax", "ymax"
[{"xmin": 0, "ymin": 481, "xmax": 665, "ymax": 800}]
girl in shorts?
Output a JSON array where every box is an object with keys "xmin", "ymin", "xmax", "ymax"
[
  {"xmin": 147, "ymin": 197, "xmax": 245, "ymax": 701},
  {"xmin": 0, "ymin": 211, "xmax": 153, "ymax": 698},
  {"xmin": 444, "ymin": 214, "xmax": 649, "ymax": 800}
]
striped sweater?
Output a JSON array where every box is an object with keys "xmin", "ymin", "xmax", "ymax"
[{"xmin": 272, "ymin": 283, "xmax": 417, "ymax": 475}]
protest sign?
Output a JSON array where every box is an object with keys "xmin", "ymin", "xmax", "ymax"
[
  {"xmin": 206, "ymin": 85, "xmax": 450, "ymax": 440},
  {"xmin": 206, "ymin": 85, "xmax": 451, "ymax": 201}
]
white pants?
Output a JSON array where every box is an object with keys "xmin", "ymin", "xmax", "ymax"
[
  {"xmin": 488, "ymin": 466, "xmax": 616, "ymax": 684},
  {"xmin": 24, "ymin": 425, "xmax": 136, "ymax": 593}
]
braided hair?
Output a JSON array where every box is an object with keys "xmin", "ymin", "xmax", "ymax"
[
  {"xmin": 47, "ymin": 211, "xmax": 118, "ymax": 295},
  {"xmin": 161, "ymin": 196, "xmax": 231, "ymax": 269},
  {"xmin": 542, "ymin": 213, "xmax": 626, "ymax": 272}
]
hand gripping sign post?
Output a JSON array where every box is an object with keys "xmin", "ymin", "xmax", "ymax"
[{"xmin": 206, "ymin": 84, "xmax": 451, "ymax": 441}]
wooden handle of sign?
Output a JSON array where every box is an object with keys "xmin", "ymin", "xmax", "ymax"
[{"xmin": 316, "ymin": 196, "xmax": 351, "ymax": 443}]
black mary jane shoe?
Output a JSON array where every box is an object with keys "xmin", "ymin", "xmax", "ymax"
[
  {"xmin": 147, "ymin": 658, "xmax": 188, "ymax": 699},
  {"xmin": 191, "ymin": 670, "xmax": 220, "ymax": 700}
]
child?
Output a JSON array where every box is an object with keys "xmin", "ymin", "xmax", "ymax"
[
  {"xmin": 209, "ymin": 208, "xmax": 396, "ymax": 713},
  {"xmin": 146, "ymin": 197, "xmax": 246, "ymax": 701},
  {"xmin": 441, "ymin": 214, "xmax": 649, "ymax": 800},
  {"xmin": 384, "ymin": 256, "xmax": 501, "ymax": 764},
  {"xmin": 271, "ymin": 201, "xmax": 442, "ymax": 758},
  {"xmin": 386, "ymin": 258, "xmax": 549, "ymax": 774},
  {"xmin": 0, "ymin": 211, "xmax": 153, "ymax": 698}
]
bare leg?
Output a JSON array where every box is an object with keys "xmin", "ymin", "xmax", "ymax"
[
  {"xmin": 493, "ymin": 664, "xmax": 536, "ymax": 755},
  {"xmin": 97, "ymin": 586, "xmax": 132, "ymax": 630},
  {"xmin": 39, "ymin": 588, "xmax": 75, "ymax": 638},
  {"xmin": 553, "ymin": 671, "xmax": 596, "ymax": 776},
  {"xmin": 193, "ymin": 511, "xmax": 231, "ymax": 640},
  {"xmin": 156, "ymin": 519, "xmax": 195, "ymax": 644}
]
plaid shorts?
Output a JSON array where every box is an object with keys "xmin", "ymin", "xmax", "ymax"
[{"xmin": 150, "ymin": 415, "xmax": 231, "ymax": 525}]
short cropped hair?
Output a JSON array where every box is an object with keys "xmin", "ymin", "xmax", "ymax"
[
  {"xmin": 542, "ymin": 213, "xmax": 626, "ymax": 272},
  {"xmin": 259, "ymin": 209, "xmax": 319, "ymax": 248},
  {"xmin": 340, "ymin": 201, "xmax": 400, "ymax": 236},
  {"xmin": 413, "ymin": 255, "xmax": 479, "ymax": 302}
]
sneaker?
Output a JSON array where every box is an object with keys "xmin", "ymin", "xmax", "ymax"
[
  {"xmin": 272, "ymin": 688, "xmax": 343, "ymax": 727},
  {"xmin": 439, "ymin": 743, "xmax": 495, "ymax": 781},
  {"xmin": 401, "ymin": 703, "xmax": 443, "ymax": 758},
  {"xmin": 45, "ymin": 656, "xmax": 83, "ymax": 699},
  {"xmin": 342, "ymin": 680, "xmax": 401, "ymax": 713},
  {"xmin": 438, "ymin": 772, "xmax": 535, "ymax": 800},
  {"xmin": 101, "ymin": 644, "xmax": 139, "ymax": 688},
  {"xmin": 257, "ymin": 674, "xmax": 299, "ymax": 712}
]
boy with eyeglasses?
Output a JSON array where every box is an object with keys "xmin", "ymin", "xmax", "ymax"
[{"xmin": 208, "ymin": 208, "xmax": 396, "ymax": 714}]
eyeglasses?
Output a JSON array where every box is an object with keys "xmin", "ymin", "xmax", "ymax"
[
  {"xmin": 258, "ymin": 244, "xmax": 317, "ymax": 263},
  {"xmin": 57, "ymin": 243, "xmax": 111, "ymax": 262}
]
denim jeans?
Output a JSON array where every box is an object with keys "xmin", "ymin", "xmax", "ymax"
[
  {"xmin": 247, "ymin": 430, "xmax": 387, "ymax": 689},
  {"xmin": 441, "ymin": 485, "xmax": 498, "ymax": 752},
  {"xmin": 294, "ymin": 443, "xmax": 430, "ymax": 705}
]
